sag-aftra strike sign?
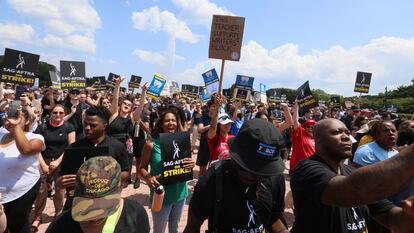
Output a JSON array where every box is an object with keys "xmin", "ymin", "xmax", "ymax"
[
  {"xmin": 160, "ymin": 132, "xmax": 192, "ymax": 185},
  {"xmin": 209, "ymin": 15, "xmax": 245, "ymax": 61},
  {"xmin": 1, "ymin": 48, "xmax": 40, "ymax": 86},
  {"xmin": 60, "ymin": 61, "xmax": 86, "ymax": 89}
]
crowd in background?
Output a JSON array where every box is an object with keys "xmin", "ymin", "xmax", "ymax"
[{"xmin": 0, "ymin": 78, "xmax": 413, "ymax": 233}]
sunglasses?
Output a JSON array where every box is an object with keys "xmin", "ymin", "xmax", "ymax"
[
  {"xmin": 123, "ymin": 102, "xmax": 132, "ymax": 107},
  {"xmin": 52, "ymin": 111, "xmax": 65, "ymax": 115},
  {"xmin": 219, "ymin": 115, "xmax": 230, "ymax": 121}
]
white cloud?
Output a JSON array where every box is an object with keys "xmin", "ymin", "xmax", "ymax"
[
  {"xmin": 172, "ymin": 0, "xmax": 233, "ymax": 26},
  {"xmin": 132, "ymin": 49, "xmax": 185, "ymax": 67},
  {"xmin": 99, "ymin": 58, "xmax": 118, "ymax": 65},
  {"xmin": 175, "ymin": 37, "xmax": 414, "ymax": 96},
  {"xmin": 42, "ymin": 34, "xmax": 96, "ymax": 53},
  {"xmin": 131, "ymin": 6, "xmax": 200, "ymax": 43},
  {"xmin": 0, "ymin": 22, "xmax": 35, "ymax": 46},
  {"xmin": 7, "ymin": 0, "xmax": 101, "ymax": 53}
]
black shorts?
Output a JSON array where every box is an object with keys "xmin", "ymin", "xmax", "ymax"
[
  {"xmin": 133, "ymin": 138, "xmax": 146, "ymax": 158},
  {"xmin": 196, "ymin": 133, "xmax": 210, "ymax": 166}
]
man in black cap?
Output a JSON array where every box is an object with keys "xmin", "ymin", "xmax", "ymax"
[
  {"xmin": 341, "ymin": 105, "xmax": 360, "ymax": 131},
  {"xmin": 184, "ymin": 118, "xmax": 288, "ymax": 233}
]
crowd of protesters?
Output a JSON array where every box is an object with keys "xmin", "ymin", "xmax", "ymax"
[{"xmin": 0, "ymin": 78, "xmax": 413, "ymax": 233}]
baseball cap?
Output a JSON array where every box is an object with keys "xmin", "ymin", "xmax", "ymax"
[
  {"xmin": 302, "ymin": 119, "xmax": 316, "ymax": 128},
  {"xmin": 351, "ymin": 105, "xmax": 360, "ymax": 111},
  {"xmin": 228, "ymin": 118, "xmax": 285, "ymax": 176},
  {"xmin": 3, "ymin": 89, "xmax": 15, "ymax": 95},
  {"xmin": 69, "ymin": 88, "xmax": 80, "ymax": 95},
  {"xmin": 71, "ymin": 156, "xmax": 122, "ymax": 222},
  {"xmin": 217, "ymin": 113, "xmax": 233, "ymax": 125}
]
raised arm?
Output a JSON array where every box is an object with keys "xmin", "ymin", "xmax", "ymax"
[
  {"xmin": 291, "ymin": 101, "xmax": 300, "ymax": 130},
  {"xmin": 109, "ymin": 76, "xmax": 124, "ymax": 116},
  {"xmin": 86, "ymin": 92, "xmax": 101, "ymax": 107},
  {"xmin": 231, "ymin": 101, "xmax": 241, "ymax": 121},
  {"xmin": 63, "ymin": 104, "xmax": 77, "ymax": 122},
  {"xmin": 321, "ymin": 144, "xmax": 414, "ymax": 207},
  {"xmin": 277, "ymin": 103, "xmax": 293, "ymax": 132},
  {"xmin": 132, "ymin": 83, "xmax": 148, "ymax": 123},
  {"xmin": 207, "ymin": 94, "xmax": 221, "ymax": 140},
  {"xmin": 10, "ymin": 111, "xmax": 44, "ymax": 155}
]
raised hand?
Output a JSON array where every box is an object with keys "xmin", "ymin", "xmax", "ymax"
[
  {"xmin": 115, "ymin": 76, "xmax": 124, "ymax": 85},
  {"xmin": 141, "ymin": 82, "xmax": 149, "ymax": 92}
]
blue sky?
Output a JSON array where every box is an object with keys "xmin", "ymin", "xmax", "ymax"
[{"xmin": 1, "ymin": 0, "xmax": 414, "ymax": 96}]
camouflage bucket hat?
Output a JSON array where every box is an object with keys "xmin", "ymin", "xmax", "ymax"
[{"xmin": 72, "ymin": 156, "xmax": 122, "ymax": 222}]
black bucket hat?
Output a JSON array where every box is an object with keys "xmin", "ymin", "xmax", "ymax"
[{"xmin": 228, "ymin": 118, "xmax": 285, "ymax": 176}]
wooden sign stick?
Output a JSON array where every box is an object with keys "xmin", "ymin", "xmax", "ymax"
[{"xmin": 218, "ymin": 59, "xmax": 225, "ymax": 96}]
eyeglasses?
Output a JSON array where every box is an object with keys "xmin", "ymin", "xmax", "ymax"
[
  {"xmin": 52, "ymin": 112, "xmax": 65, "ymax": 115},
  {"xmin": 123, "ymin": 102, "xmax": 132, "ymax": 107}
]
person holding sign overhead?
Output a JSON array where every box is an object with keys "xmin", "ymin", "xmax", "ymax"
[
  {"xmin": 207, "ymin": 94, "xmax": 234, "ymax": 163},
  {"xmin": 283, "ymin": 100, "xmax": 316, "ymax": 172},
  {"xmin": 140, "ymin": 107, "xmax": 195, "ymax": 233}
]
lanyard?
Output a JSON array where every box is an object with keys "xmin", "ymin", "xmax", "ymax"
[{"xmin": 102, "ymin": 205, "xmax": 121, "ymax": 233}]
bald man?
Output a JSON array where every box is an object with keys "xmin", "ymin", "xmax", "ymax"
[{"xmin": 291, "ymin": 118, "xmax": 414, "ymax": 233}]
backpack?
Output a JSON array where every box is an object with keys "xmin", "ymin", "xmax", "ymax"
[{"xmin": 207, "ymin": 160, "xmax": 286, "ymax": 232}]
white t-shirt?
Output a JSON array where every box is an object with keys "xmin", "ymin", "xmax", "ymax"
[{"xmin": 0, "ymin": 130, "xmax": 45, "ymax": 204}]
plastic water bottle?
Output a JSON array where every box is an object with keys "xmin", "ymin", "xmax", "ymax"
[{"xmin": 152, "ymin": 185, "xmax": 164, "ymax": 212}]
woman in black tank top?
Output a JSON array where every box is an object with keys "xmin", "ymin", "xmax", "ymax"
[{"xmin": 107, "ymin": 76, "xmax": 148, "ymax": 187}]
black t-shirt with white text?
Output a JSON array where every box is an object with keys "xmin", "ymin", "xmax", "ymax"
[
  {"xmin": 189, "ymin": 160, "xmax": 286, "ymax": 233},
  {"xmin": 46, "ymin": 198, "xmax": 150, "ymax": 233},
  {"xmin": 290, "ymin": 154, "xmax": 394, "ymax": 233}
]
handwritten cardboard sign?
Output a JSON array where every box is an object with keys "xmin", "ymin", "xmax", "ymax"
[{"xmin": 209, "ymin": 15, "xmax": 245, "ymax": 61}]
